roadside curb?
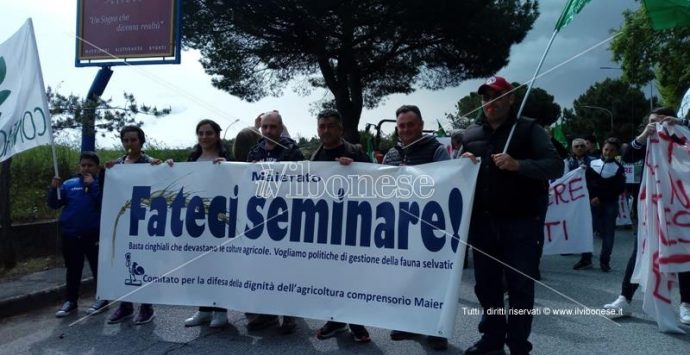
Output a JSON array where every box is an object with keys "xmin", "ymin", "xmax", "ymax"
[{"xmin": 0, "ymin": 277, "xmax": 94, "ymax": 318}]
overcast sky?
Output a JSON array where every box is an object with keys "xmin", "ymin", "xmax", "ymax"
[{"xmin": 0, "ymin": 0, "xmax": 641, "ymax": 148}]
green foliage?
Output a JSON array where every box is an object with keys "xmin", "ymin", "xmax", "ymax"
[
  {"xmin": 447, "ymin": 83, "xmax": 561, "ymax": 128},
  {"xmin": 9, "ymin": 145, "xmax": 189, "ymax": 223},
  {"xmin": 610, "ymin": 6, "xmax": 690, "ymax": 109},
  {"xmin": 182, "ymin": 0, "xmax": 538, "ymax": 142},
  {"xmin": 512, "ymin": 83, "xmax": 561, "ymax": 126},
  {"xmin": 294, "ymin": 136, "xmax": 320, "ymax": 159},
  {"xmin": 561, "ymin": 78, "xmax": 652, "ymax": 144},
  {"xmin": 10, "ymin": 145, "xmax": 80, "ymax": 223}
]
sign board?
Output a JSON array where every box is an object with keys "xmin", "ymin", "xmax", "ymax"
[{"xmin": 76, "ymin": 0, "xmax": 181, "ymax": 67}]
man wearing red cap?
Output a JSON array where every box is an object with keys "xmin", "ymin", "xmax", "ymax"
[{"xmin": 461, "ymin": 76, "xmax": 563, "ymax": 355}]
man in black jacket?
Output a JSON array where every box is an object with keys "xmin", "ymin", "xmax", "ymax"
[
  {"xmin": 383, "ymin": 104, "xmax": 451, "ymax": 351},
  {"xmin": 461, "ymin": 76, "xmax": 563, "ymax": 355},
  {"xmin": 246, "ymin": 110, "xmax": 304, "ymax": 334},
  {"xmin": 247, "ymin": 111, "xmax": 304, "ymax": 163},
  {"xmin": 310, "ymin": 109, "xmax": 372, "ymax": 343},
  {"xmin": 309, "ymin": 109, "xmax": 370, "ymax": 164}
]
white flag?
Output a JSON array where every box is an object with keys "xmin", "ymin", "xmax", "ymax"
[
  {"xmin": 678, "ymin": 86, "xmax": 690, "ymax": 118},
  {"xmin": 0, "ymin": 19, "xmax": 52, "ymax": 162},
  {"xmin": 632, "ymin": 122, "xmax": 690, "ymax": 333}
]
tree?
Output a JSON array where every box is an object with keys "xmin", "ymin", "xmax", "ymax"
[
  {"xmin": 446, "ymin": 83, "xmax": 561, "ymax": 128},
  {"xmin": 610, "ymin": 5, "xmax": 690, "ymax": 109},
  {"xmin": 561, "ymin": 78, "xmax": 652, "ymax": 144},
  {"xmin": 182, "ymin": 0, "xmax": 539, "ymax": 142},
  {"xmin": 47, "ymin": 88, "xmax": 170, "ymax": 138}
]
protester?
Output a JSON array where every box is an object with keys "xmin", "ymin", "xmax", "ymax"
[
  {"xmin": 233, "ymin": 127, "xmax": 262, "ymax": 162},
  {"xmin": 49, "ymin": 151, "xmax": 108, "ymax": 317},
  {"xmin": 382, "ymin": 104, "xmax": 450, "ymax": 351},
  {"xmin": 247, "ymin": 111, "xmax": 304, "ymax": 163},
  {"xmin": 565, "ymin": 138, "xmax": 592, "ymax": 172},
  {"xmin": 254, "ymin": 110, "xmax": 291, "ymax": 138},
  {"xmin": 166, "ymin": 119, "xmax": 230, "ymax": 328},
  {"xmin": 583, "ymin": 135, "xmax": 600, "ymax": 160},
  {"xmin": 245, "ymin": 111, "xmax": 304, "ymax": 334},
  {"xmin": 450, "ymin": 129, "xmax": 464, "ymax": 159},
  {"xmin": 308, "ymin": 109, "xmax": 371, "ymax": 343},
  {"xmin": 461, "ymin": 76, "xmax": 563, "ymax": 355},
  {"xmin": 105, "ymin": 125, "xmax": 161, "ymax": 325},
  {"xmin": 602, "ymin": 108, "xmax": 690, "ymax": 324},
  {"xmin": 573, "ymin": 137, "xmax": 625, "ymax": 272}
]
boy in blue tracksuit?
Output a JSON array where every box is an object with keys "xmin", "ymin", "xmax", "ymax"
[{"xmin": 49, "ymin": 151, "xmax": 108, "ymax": 317}]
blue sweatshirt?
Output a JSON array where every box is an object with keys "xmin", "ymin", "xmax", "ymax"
[{"xmin": 47, "ymin": 175, "xmax": 102, "ymax": 237}]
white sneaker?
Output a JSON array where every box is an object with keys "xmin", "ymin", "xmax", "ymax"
[
  {"xmin": 209, "ymin": 311, "xmax": 228, "ymax": 328},
  {"xmin": 604, "ymin": 295, "xmax": 632, "ymax": 318},
  {"xmin": 184, "ymin": 311, "xmax": 212, "ymax": 327},
  {"xmin": 680, "ymin": 303, "xmax": 690, "ymax": 325}
]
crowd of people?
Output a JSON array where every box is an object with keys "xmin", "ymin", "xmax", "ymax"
[{"xmin": 46, "ymin": 75, "xmax": 690, "ymax": 354}]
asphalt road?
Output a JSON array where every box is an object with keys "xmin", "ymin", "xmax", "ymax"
[{"xmin": 0, "ymin": 228, "xmax": 688, "ymax": 354}]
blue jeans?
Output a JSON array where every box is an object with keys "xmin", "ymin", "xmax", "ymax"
[
  {"xmin": 469, "ymin": 216, "xmax": 542, "ymax": 354},
  {"xmin": 583, "ymin": 200, "xmax": 618, "ymax": 265}
]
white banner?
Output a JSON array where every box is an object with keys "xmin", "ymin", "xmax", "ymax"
[
  {"xmin": 543, "ymin": 168, "xmax": 593, "ymax": 255},
  {"xmin": 0, "ymin": 19, "xmax": 52, "ymax": 162},
  {"xmin": 98, "ymin": 160, "xmax": 479, "ymax": 336},
  {"xmin": 616, "ymin": 192, "xmax": 632, "ymax": 226},
  {"xmin": 633, "ymin": 123, "xmax": 690, "ymax": 333}
]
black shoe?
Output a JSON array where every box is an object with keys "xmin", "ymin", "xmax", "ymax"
[
  {"xmin": 350, "ymin": 324, "xmax": 371, "ymax": 343},
  {"xmin": 427, "ymin": 336, "xmax": 448, "ymax": 351},
  {"xmin": 465, "ymin": 339, "xmax": 505, "ymax": 355},
  {"xmin": 280, "ymin": 316, "xmax": 297, "ymax": 334},
  {"xmin": 107, "ymin": 304, "xmax": 134, "ymax": 324},
  {"xmin": 316, "ymin": 321, "xmax": 348, "ymax": 339},
  {"xmin": 390, "ymin": 330, "xmax": 416, "ymax": 340},
  {"xmin": 247, "ymin": 314, "xmax": 279, "ymax": 331},
  {"xmin": 134, "ymin": 304, "xmax": 155, "ymax": 325},
  {"xmin": 600, "ymin": 263, "xmax": 611, "ymax": 272},
  {"xmin": 573, "ymin": 259, "xmax": 592, "ymax": 270}
]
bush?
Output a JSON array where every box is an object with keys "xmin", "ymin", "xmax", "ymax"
[{"xmin": 9, "ymin": 144, "xmax": 189, "ymax": 223}]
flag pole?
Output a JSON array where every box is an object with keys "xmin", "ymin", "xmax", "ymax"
[
  {"xmin": 27, "ymin": 18, "xmax": 61, "ymax": 199},
  {"xmin": 502, "ymin": 29, "xmax": 558, "ymax": 153}
]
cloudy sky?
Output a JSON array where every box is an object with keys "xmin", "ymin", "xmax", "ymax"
[{"xmin": 0, "ymin": 0, "xmax": 641, "ymax": 148}]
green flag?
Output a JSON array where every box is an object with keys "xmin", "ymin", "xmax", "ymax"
[
  {"xmin": 366, "ymin": 135, "xmax": 376, "ymax": 163},
  {"xmin": 554, "ymin": 0, "xmax": 593, "ymax": 31},
  {"xmin": 552, "ymin": 124, "xmax": 568, "ymax": 148},
  {"xmin": 436, "ymin": 120, "xmax": 447, "ymax": 137},
  {"xmin": 644, "ymin": 0, "xmax": 690, "ymax": 30}
]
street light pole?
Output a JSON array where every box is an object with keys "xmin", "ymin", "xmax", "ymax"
[
  {"xmin": 222, "ymin": 119, "xmax": 241, "ymax": 141},
  {"xmin": 601, "ymin": 65, "xmax": 654, "ymax": 111}
]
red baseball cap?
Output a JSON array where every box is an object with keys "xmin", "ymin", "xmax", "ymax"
[{"xmin": 478, "ymin": 76, "xmax": 513, "ymax": 95}]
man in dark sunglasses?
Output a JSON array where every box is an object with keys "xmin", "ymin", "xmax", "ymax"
[{"xmin": 565, "ymin": 138, "xmax": 592, "ymax": 172}]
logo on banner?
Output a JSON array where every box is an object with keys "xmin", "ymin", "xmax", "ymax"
[
  {"xmin": 124, "ymin": 252, "xmax": 145, "ymax": 286},
  {"xmin": 0, "ymin": 57, "xmax": 10, "ymax": 107}
]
